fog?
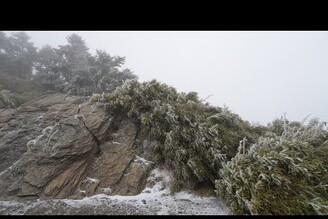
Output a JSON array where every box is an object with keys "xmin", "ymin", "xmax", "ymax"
[{"xmin": 7, "ymin": 31, "xmax": 328, "ymax": 124}]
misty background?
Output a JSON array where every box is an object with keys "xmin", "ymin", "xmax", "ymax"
[{"xmin": 3, "ymin": 31, "xmax": 328, "ymax": 125}]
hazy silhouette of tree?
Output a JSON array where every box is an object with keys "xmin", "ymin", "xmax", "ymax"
[
  {"xmin": 5, "ymin": 32, "xmax": 37, "ymax": 79},
  {"xmin": 0, "ymin": 31, "xmax": 12, "ymax": 74},
  {"xmin": 56, "ymin": 33, "xmax": 91, "ymax": 94},
  {"xmin": 1, "ymin": 32, "xmax": 137, "ymax": 96},
  {"xmin": 33, "ymin": 45, "xmax": 64, "ymax": 92},
  {"xmin": 89, "ymin": 49, "xmax": 137, "ymax": 93}
]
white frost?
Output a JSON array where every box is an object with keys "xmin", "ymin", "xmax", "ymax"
[
  {"xmin": 134, "ymin": 156, "xmax": 154, "ymax": 165},
  {"xmin": 26, "ymin": 140, "xmax": 36, "ymax": 147},
  {"xmin": 74, "ymin": 114, "xmax": 85, "ymax": 120},
  {"xmin": 83, "ymin": 177, "xmax": 100, "ymax": 184}
]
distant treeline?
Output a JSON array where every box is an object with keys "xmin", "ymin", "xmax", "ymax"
[{"xmin": 0, "ymin": 31, "xmax": 137, "ymax": 96}]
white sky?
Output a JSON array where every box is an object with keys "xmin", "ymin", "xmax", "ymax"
[{"xmin": 5, "ymin": 31, "xmax": 328, "ymax": 125}]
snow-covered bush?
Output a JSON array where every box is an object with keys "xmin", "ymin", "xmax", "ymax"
[
  {"xmin": 216, "ymin": 117, "xmax": 328, "ymax": 215},
  {"xmin": 92, "ymin": 79, "xmax": 259, "ymax": 189}
]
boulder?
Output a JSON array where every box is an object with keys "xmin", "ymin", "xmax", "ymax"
[{"xmin": 0, "ymin": 94, "xmax": 155, "ymax": 201}]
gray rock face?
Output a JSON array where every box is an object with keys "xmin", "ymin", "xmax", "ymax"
[{"xmin": 0, "ymin": 94, "xmax": 155, "ymax": 201}]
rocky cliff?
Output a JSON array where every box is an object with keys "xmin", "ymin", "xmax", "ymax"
[{"xmin": 0, "ymin": 94, "xmax": 155, "ymax": 201}]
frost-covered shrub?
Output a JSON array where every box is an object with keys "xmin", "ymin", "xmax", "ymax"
[
  {"xmin": 0, "ymin": 90, "xmax": 26, "ymax": 108},
  {"xmin": 0, "ymin": 72, "xmax": 39, "ymax": 95},
  {"xmin": 92, "ymin": 79, "xmax": 258, "ymax": 189},
  {"xmin": 267, "ymin": 116, "xmax": 328, "ymax": 147},
  {"xmin": 0, "ymin": 72, "xmax": 40, "ymax": 108},
  {"xmin": 216, "ymin": 117, "xmax": 328, "ymax": 215}
]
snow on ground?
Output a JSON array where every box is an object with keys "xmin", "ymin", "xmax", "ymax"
[{"xmin": 0, "ymin": 168, "xmax": 229, "ymax": 215}]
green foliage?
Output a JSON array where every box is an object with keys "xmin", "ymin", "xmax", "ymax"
[
  {"xmin": 216, "ymin": 117, "xmax": 328, "ymax": 215},
  {"xmin": 92, "ymin": 79, "xmax": 258, "ymax": 188}
]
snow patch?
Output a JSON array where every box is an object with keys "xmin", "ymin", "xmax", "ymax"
[
  {"xmin": 83, "ymin": 177, "xmax": 100, "ymax": 184},
  {"xmin": 112, "ymin": 141, "xmax": 121, "ymax": 144},
  {"xmin": 26, "ymin": 126, "xmax": 54, "ymax": 150},
  {"xmin": 100, "ymin": 187, "xmax": 112, "ymax": 194},
  {"xmin": 74, "ymin": 114, "xmax": 85, "ymax": 120},
  {"xmin": 42, "ymin": 126, "xmax": 53, "ymax": 134},
  {"xmin": 91, "ymin": 105, "xmax": 97, "ymax": 113},
  {"xmin": 26, "ymin": 140, "xmax": 36, "ymax": 147},
  {"xmin": 78, "ymin": 189, "xmax": 87, "ymax": 195},
  {"xmin": 134, "ymin": 156, "xmax": 154, "ymax": 165}
]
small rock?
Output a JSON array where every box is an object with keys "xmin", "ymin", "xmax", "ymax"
[{"xmin": 142, "ymin": 199, "xmax": 146, "ymax": 204}]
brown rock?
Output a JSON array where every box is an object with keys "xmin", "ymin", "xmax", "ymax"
[
  {"xmin": 113, "ymin": 161, "xmax": 153, "ymax": 195},
  {"xmin": 0, "ymin": 94, "xmax": 155, "ymax": 201},
  {"xmin": 88, "ymin": 119, "xmax": 137, "ymax": 189},
  {"xmin": 43, "ymin": 158, "xmax": 89, "ymax": 198}
]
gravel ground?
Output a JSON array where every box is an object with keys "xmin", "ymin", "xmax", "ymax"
[
  {"xmin": 0, "ymin": 193, "xmax": 228, "ymax": 215},
  {"xmin": 0, "ymin": 169, "xmax": 229, "ymax": 215}
]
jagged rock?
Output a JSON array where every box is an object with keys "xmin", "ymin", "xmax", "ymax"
[
  {"xmin": 0, "ymin": 94, "xmax": 155, "ymax": 201},
  {"xmin": 84, "ymin": 119, "xmax": 154, "ymax": 196}
]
